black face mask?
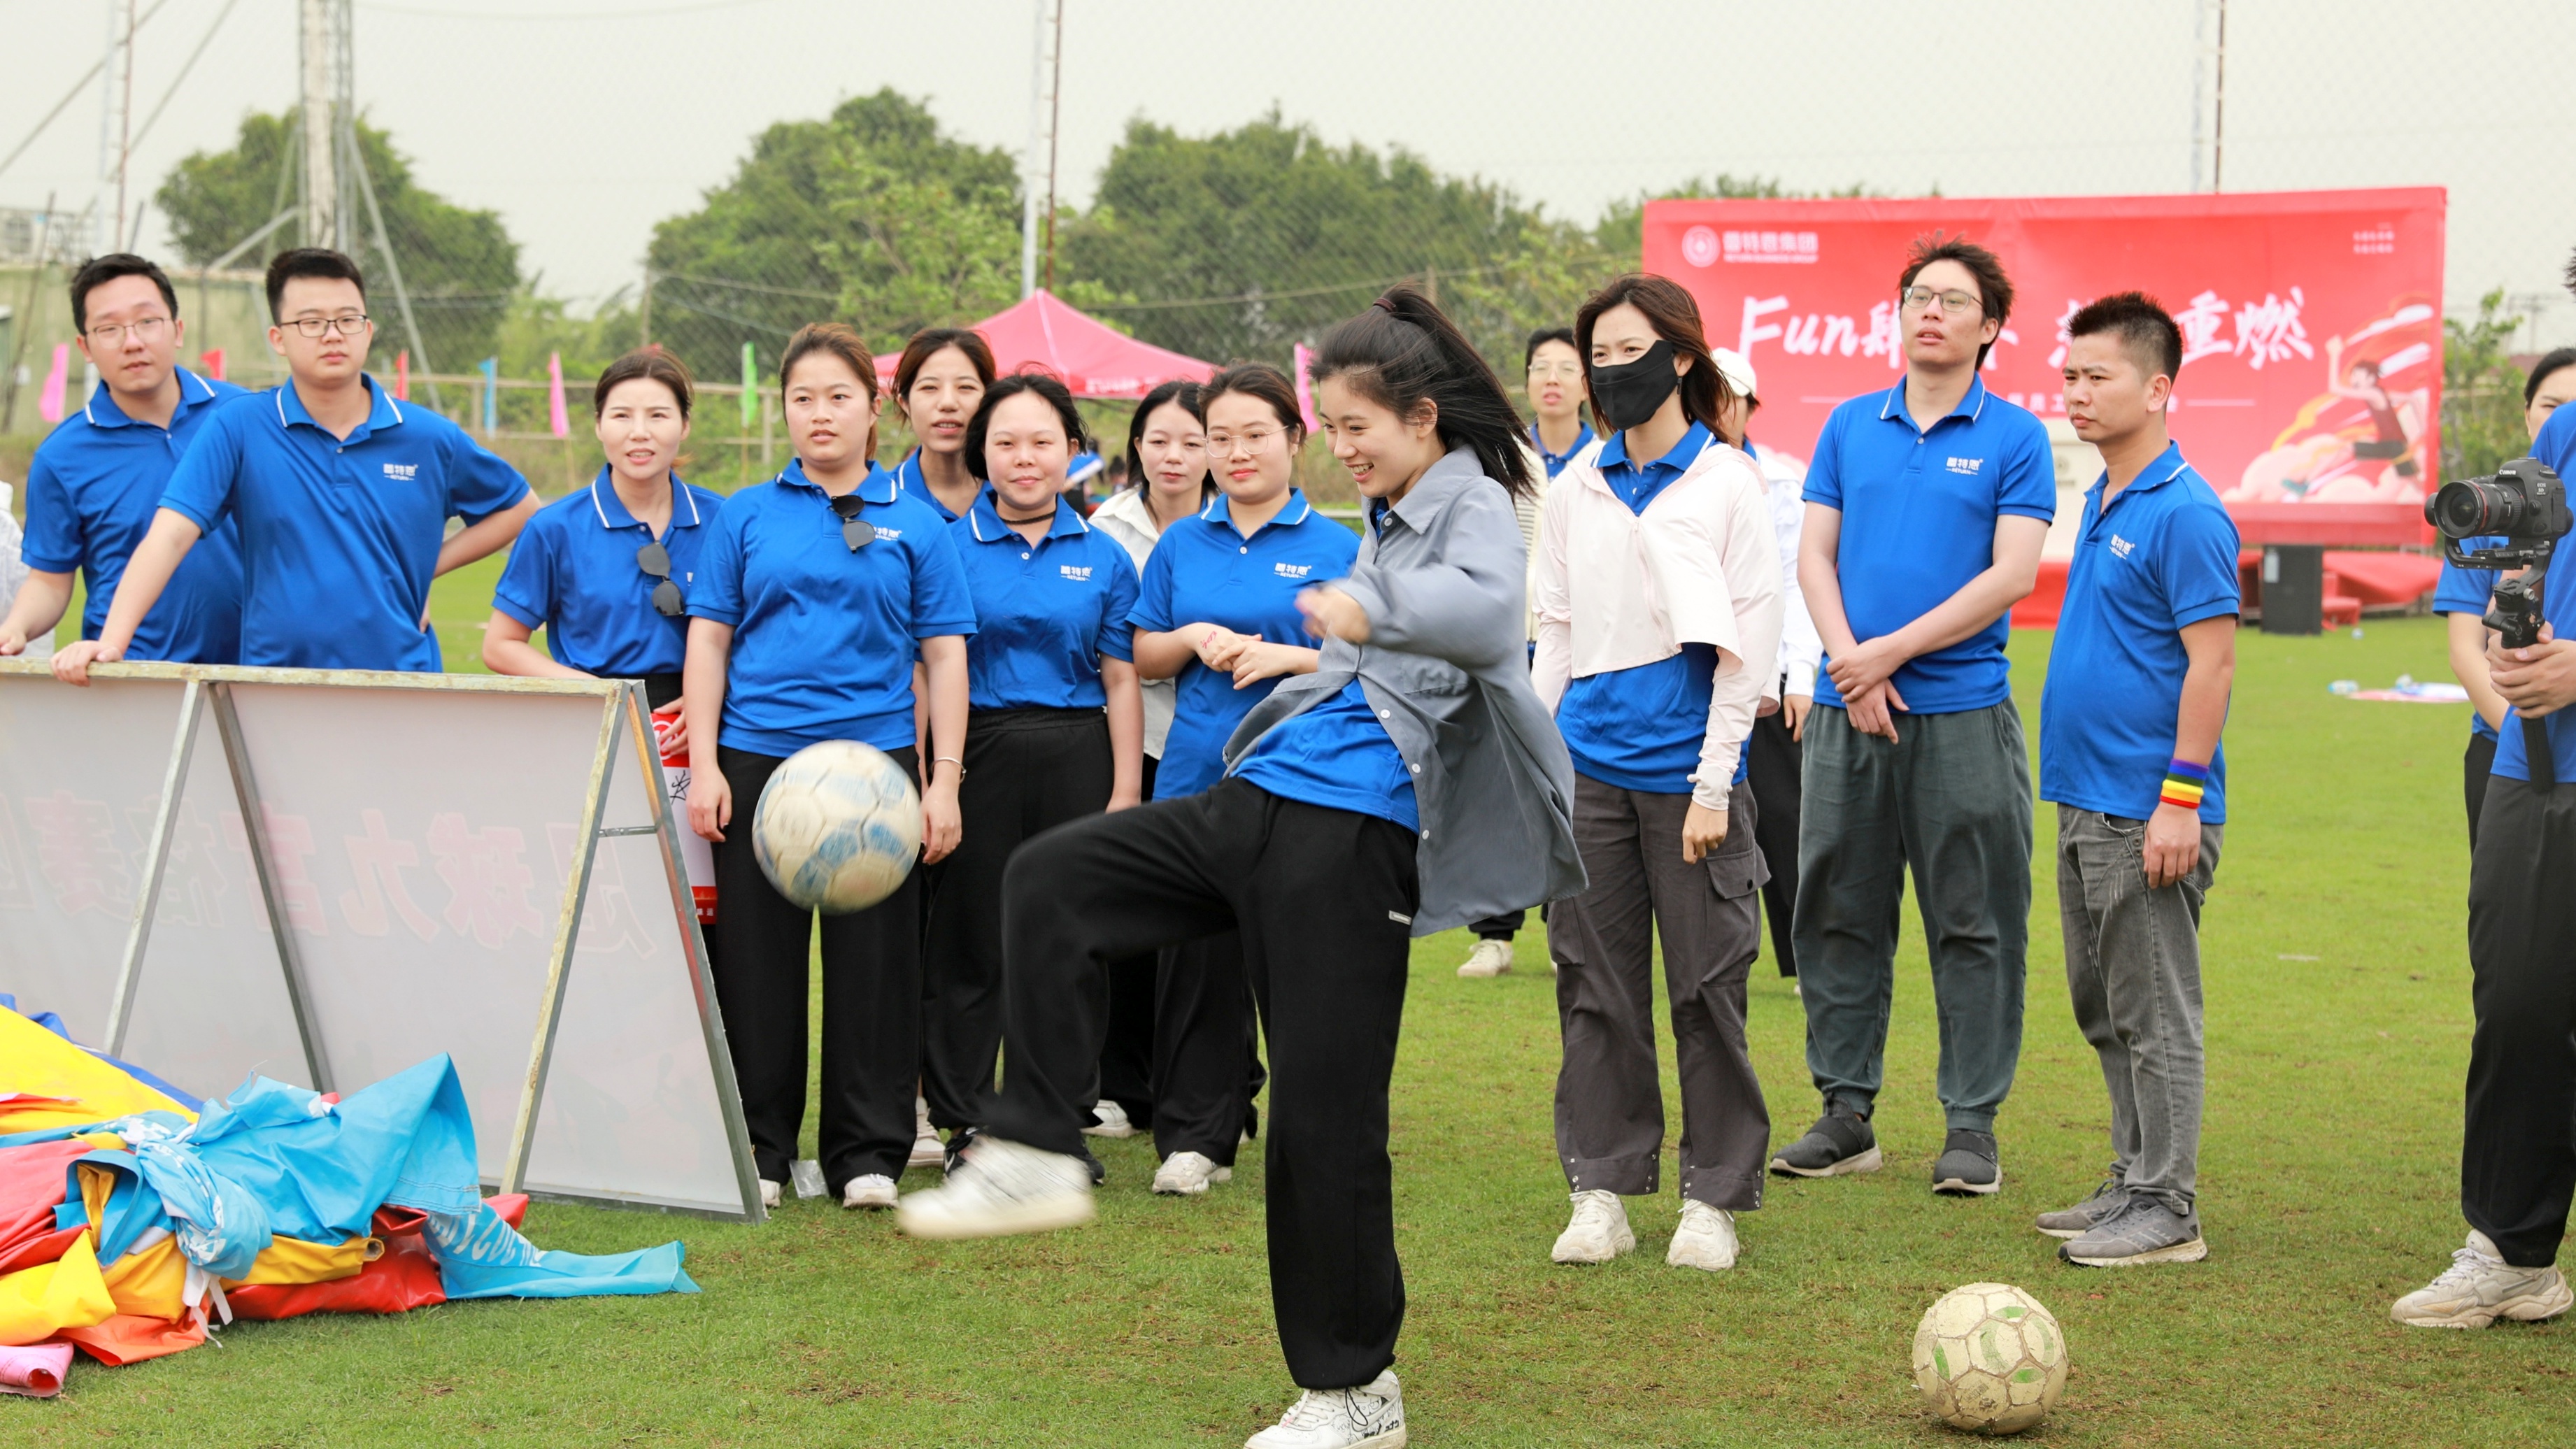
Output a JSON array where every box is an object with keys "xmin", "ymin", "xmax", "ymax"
[{"xmin": 1588, "ymin": 340, "xmax": 1681, "ymax": 432}]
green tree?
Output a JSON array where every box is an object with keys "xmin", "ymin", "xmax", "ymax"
[
  {"xmin": 644, "ymin": 89, "xmax": 1023, "ymax": 371},
  {"xmin": 2443, "ymin": 287, "xmax": 2530, "ymax": 480},
  {"xmin": 155, "ymin": 110, "xmax": 522, "ymax": 373}
]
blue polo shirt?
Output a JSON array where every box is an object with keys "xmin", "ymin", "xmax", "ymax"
[
  {"xmin": 689, "ymin": 459, "xmax": 976, "ymax": 757},
  {"xmin": 22, "ymin": 369, "xmax": 246, "ymax": 663},
  {"xmin": 2039, "ymin": 445, "xmax": 2241, "ymax": 822},
  {"xmin": 1804, "ymin": 376, "xmax": 2055, "ymax": 713},
  {"xmin": 1530, "ymin": 420, "xmax": 1596, "ymax": 480},
  {"xmin": 951, "ymin": 490, "xmax": 1140, "ymax": 711},
  {"xmin": 2489, "ymin": 406, "xmax": 2576, "ymax": 784},
  {"xmin": 157, "ymin": 376, "xmax": 529, "ymax": 671},
  {"xmin": 893, "ymin": 452, "xmax": 963, "ymax": 524},
  {"xmin": 1127, "ymin": 489, "xmax": 1361, "ymax": 799},
  {"xmin": 2432, "ymin": 547, "xmax": 2504, "ymax": 743},
  {"xmin": 492, "ymin": 468, "xmax": 726, "ymax": 678},
  {"xmin": 1557, "ymin": 423, "xmax": 1748, "ymax": 795}
]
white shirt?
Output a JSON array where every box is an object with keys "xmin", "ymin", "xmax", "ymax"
[
  {"xmin": 1752, "ymin": 443, "xmax": 1824, "ymax": 696},
  {"xmin": 1089, "ymin": 486, "xmax": 1184, "ymax": 758}
]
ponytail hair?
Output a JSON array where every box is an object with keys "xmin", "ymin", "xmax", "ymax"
[{"xmin": 1308, "ymin": 285, "xmax": 1535, "ymax": 499}]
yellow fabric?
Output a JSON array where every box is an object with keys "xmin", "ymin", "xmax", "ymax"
[
  {"xmin": 100, "ymin": 1235, "xmax": 187, "ymax": 1321},
  {"xmin": 0, "ymin": 1009, "xmax": 191, "ymax": 1133},
  {"xmin": 222, "ymin": 1235, "xmax": 378, "ymax": 1287},
  {"xmin": 77, "ymin": 1161, "xmax": 118, "ymax": 1234},
  {"xmin": 0, "ymin": 1233, "xmax": 115, "ymax": 1346}
]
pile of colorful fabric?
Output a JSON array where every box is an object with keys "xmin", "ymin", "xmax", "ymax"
[{"xmin": 0, "ymin": 999, "xmax": 696, "ymax": 1398}]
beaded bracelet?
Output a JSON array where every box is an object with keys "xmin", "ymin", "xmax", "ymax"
[{"xmin": 2160, "ymin": 757, "xmax": 2208, "ymax": 811}]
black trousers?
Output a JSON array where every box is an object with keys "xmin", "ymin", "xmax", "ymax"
[
  {"xmin": 711, "ymin": 744, "xmax": 923, "ymax": 1194},
  {"xmin": 2465, "ymin": 731, "xmax": 2497, "ymax": 847},
  {"xmin": 2464, "ymin": 776, "xmax": 2576, "ymax": 1266},
  {"xmin": 1097, "ymin": 754, "xmax": 1161, "ymax": 1125},
  {"xmin": 920, "ymin": 708, "xmax": 1113, "ymax": 1130},
  {"xmin": 1747, "ymin": 694, "xmax": 1804, "ymax": 977},
  {"xmin": 1152, "ymin": 931, "xmax": 1267, "ymax": 1164},
  {"xmin": 986, "ymin": 780, "xmax": 1421, "ymax": 1389}
]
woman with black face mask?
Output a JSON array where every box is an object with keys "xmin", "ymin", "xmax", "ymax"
[{"xmin": 1532, "ymin": 273, "xmax": 1783, "ymax": 1275}]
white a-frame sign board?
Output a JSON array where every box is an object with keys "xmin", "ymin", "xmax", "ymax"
[{"xmin": 0, "ymin": 660, "xmax": 763, "ymax": 1222}]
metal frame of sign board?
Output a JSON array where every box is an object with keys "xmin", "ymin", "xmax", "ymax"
[{"xmin": 0, "ymin": 659, "xmax": 764, "ymax": 1223}]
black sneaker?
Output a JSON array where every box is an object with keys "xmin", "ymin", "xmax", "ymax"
[
  {"xmin": 1769, "ymin": 1109, "xmax": 1883, "ymax": 1178},
  {"xmin": 942, "ymin": 1125, "xmax": 983, "ymax": 1176},
  {"xmin": 1081, "ymin": 1145, "xmax": 1107, "ymax": 1187},
  {"xmin": 1932, "ymin": 1129, "xmax": 2001, "ymax": 1196}
]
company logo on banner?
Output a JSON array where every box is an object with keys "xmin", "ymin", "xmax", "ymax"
[{"xmin": 1643, "ymin": 189, "xmax": 2447, "ymax": 507}]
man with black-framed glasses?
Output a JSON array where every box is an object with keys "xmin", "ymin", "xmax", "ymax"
[
  {"xmin": 1772, "ymin": 234, "xmax": 2054, "ymax": 1198},
  {"xmin": 52, "ymin": 248, "xmax": 538, "ymax": 683},
  {"xmin": 0, "ymin": 254, "xmax": 245, "ymax": 666}
]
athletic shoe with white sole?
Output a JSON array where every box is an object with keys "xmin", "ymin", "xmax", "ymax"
[
  {"xmin": 1550, "ymin": 1189, "xmax": 1636, "ymax": 1264},
  {"xmin": 895, "ymin": 1136, "xmax": 1096, "ymax": 1239},
  {"xmin": 1931, "ymin": 1129, "xmax": 2001, "ymax": 1196},
  {"xmin": 908, "ymin": 1097, "xmax": 946, "ymax": 1169},
  {"xmin": 1457, "ymin": 939, "xmax": 1514, "ymax": 978},
  {"xmin": 1244, "ymin": 1369, "xmax": 1406, "ymax": 1449},
  {"xmin": 841, "ymin": 1173, "xmax": 897, "ymax": 1211},
  {"xmin": 2060, "ymin": 1194, "xmax": 2206, "ymax": 1266},
  {"xmin": 2391, "ymin": 1230, "xmax": 2576, "ymax": 1329},
  {"xmin": 1153, "ymin": 1150, "xmax": 1234, "ymax": 1196},
  {"xmin": 2035, "ymin": 1174, "xmax": 2126, "ymax": 1239},
  {"xmin": 1769, "ymin": 1109, "xmax": 1881, "ymax": 1178},
  {"xmin": 1667, "ymin": 1199, "xmax": 1738, "ymax": 1272},
  {"xmin": 759, "ymin": 1178, "xmax": 782, "ymax": 1211},
  {"xmin": 1083, "ymin": 1099, "xmax": 1139, "ymax": 1138}
]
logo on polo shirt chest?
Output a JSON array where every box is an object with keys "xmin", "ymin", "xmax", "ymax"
[
  {"xmin": 1945, "ymin": 456, "xmax": 1983, "ymax": 476},
  {"xmin": 1059, "ymin": 564, "xmax": 1092, "ymax": 582},
  {"xmin": 2109, "ymin": 534, "xmax": 2137, "ymax": 560},
  {"xmin": 382, "ymin": 462, "xmax": 418, "ymax": 481},
  {"xmin": 1273, "ymin": 562, "xmax": 1312, "ymax": 580}
]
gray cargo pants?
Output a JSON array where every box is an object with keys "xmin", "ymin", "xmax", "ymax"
[
  {"xmin": 2056, "ymin": 804, "xmax": 2221, "ymax": 1214},
  {"xmin": 1549, "ymin": 775, "xmax": 1772, "ymax": 1211},
  {"xmin": 1792, "ymin": 701, "xmax": 2033, "ymax": 1132}
]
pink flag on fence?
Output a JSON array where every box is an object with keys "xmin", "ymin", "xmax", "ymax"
[
  {"xmin": 199, "ymin": 348, "xmax": 226, "ymax": 381},
  {"xmin": 1291, "ymin": 343, "xmax": 1319, "ymax": 434},
  {"xmin": 396, "ymin": 350, "xmax": 410, "ymax": 401},
  {"xmin": 546, "ymin": 352, "xmax": 569, "ymax": 438},
  {"xmin": 36, "ymin": 344, "xmax": 70, "ymax": 424}
]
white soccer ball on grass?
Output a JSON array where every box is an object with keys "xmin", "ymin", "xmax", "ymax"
[
  {"xmin": 751, "ymin": 741, "xmax": 921, "ymax": 913},
  {"xmin": 1911, "ymin": 1281, "xmax": 2069, "ymax": 1435}
]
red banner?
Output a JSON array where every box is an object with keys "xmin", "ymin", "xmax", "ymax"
[{"xmin": 1642, "ymin": 189, "xmax": 2447, "ymax": 511}]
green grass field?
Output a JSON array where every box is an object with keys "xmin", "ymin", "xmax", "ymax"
[{"xmin": 16, "ymin": 593, "xmax": 2568, "ymax": 1447}]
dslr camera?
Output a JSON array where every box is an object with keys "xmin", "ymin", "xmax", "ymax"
[{"xmin": 2426, "ymin": 456, "xmax": 2571, "ymax": 649}]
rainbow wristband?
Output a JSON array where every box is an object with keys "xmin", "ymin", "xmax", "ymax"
[{"xmin": 2160, "ymin": 757, "xmax": 2208, "ymax": 811}]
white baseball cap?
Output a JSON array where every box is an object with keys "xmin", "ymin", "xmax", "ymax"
[{"xmin": 1709, "ymin": 347, "xmax": 1758, "ymax": 401}]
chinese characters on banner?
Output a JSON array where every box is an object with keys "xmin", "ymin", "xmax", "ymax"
[{"xmin": 1643, "ymin": 189, "xmax": 2447, "ymax": 506}]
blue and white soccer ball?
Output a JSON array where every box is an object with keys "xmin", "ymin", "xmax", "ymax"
[{"xmin": 751, "ymin": 741, "xmax": 922, "ymax": 913}]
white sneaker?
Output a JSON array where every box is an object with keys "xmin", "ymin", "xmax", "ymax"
[
  {"xmin": 759, "ymin": 1178, "xmax": 782, "ymax": 1210},
  {"xmin": 1550, "ymin": 1189, "xmax": 1635, "ymax": 1264},
  {"xmin": 1456, "ymin": 939, "xmax": 1513, "ymax": 978},
  {"xmin": 1153, "ymin": 1150, "xmax": 1234, "ymax": 1196},
  {"xmin": 1244, "ymin": 1369, "xmax": 1406, "ymax": 1449},
  {"xmin": 908, "ymin": 1097, "xmax": 947, "ymax": 1169},
  {"xmin": 1667, "ymin": 1199, "xmax": 1738, "ymax": 1271},
  {"xmin": 895, "ymin": 1136, "xmax": 1095, "ymax": 1240},
  {"xmin": 1084, "ymin": 1100, "xmax": 1139, "ymax": 1138},
  {"xmin": 2391, "ymin": 1229, "xmax": 2576, "ymax": 1328},
  {"xmin": 841, "ymin": 1173, "xmax": 897, "ymax": 1210}
]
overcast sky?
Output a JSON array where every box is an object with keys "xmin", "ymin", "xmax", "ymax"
[{"xmin": 7, "ymin": 0, "xmax": 2570, "ymax": 347}]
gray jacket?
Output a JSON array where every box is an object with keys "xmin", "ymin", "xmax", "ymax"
[{"xmin": 1225, "ymin": 447, "xmax": 1586, "ymax": 935}]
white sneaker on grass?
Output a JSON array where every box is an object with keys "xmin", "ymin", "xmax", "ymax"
[
  {"xmin": 1550, "ymin": 1189, "xmax": 1635, "ymax": 1264},
  {"xmin": 1456, "ymin": 939, "xmax": 1513, "ymax": 978},
  {"xmin": 1153, "ymin": 1150, "xmax": 1233, "ymax": 1196},
  {"xmin": 895, "ymin": 1136, "xmax": 1095, "ymax": 1239},
  {"xmin": 759, "ymin": 1178, "xmax": 782, "ymax": 1211},
  {"xmin": 841, "ymin": 1173, "xmax": 897, "ymax": 1210},
  {"xmin": 2391, "ymin": 1230, "xmax": 2575, "ymax": 1328},
  {"xmin": 1245, "ymin": 1369, "xmax": 1406, "ymax": 1449},
  {"xmin": 1083, "ymin": 1099, "xmax": 1139, "ymax": 1138},
  {"xmin": 908, "ymin": 1097, "xmax": 946, "ymax": 1169},
  {"xmin": 1667, "ymin": 1199, "xmax": 1738, "ymax": 1271}
]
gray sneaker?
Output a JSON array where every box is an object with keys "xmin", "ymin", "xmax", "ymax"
[
  {"xmin": 2034, "ymin": 1174, "xmax": 2126, "ymax": 1239},
  {"xmin": 2061, "ymin": 1194, "xmax": 2207, "ymax": 1266},
  {"xmin": 1930, "ymin": 1129, "xmax": 2000, "ymax": 1196},
  {"xmin": 1769, "ymin": 1108, "xmax": 1881, "ymax": 1178}
]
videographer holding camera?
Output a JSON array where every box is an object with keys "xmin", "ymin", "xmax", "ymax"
[{"xmin": 2393, "ymin": 250, "xmax": 2576, "ymax": 1327}]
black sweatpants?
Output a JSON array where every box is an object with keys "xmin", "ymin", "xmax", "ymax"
[
  {"xmin": 711, "ymin": 744, "xmax": 923, "ymax": 1195},
  {"xmin": 2463, "ymin": 776, "xmax": 2576, "ymax": 1266},
  {"xmin": 2465, "ymin": 731, "xmax": 2496, "ymax": 847},
  {"xmin": 1746, "ymin": 692, "xmax": 1804, "ymax": 977},
  {"xmin": 1153, "ymin": 931, "xmax": 1267, "ymax": 1164},
  {"xmin": 920, "ymin": 708, "xmax": 1113, "ymax": 1130},
  {"xmin": 985, "ymin": 780, "xmax": 1420, "ymax": 1389},
  {"xmin": 1097, "ymin": 754, "xmax": 1161, "ymax": 1125}
]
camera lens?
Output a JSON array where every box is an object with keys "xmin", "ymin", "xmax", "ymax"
[{"xmin": 2433, "ymin": 477, "xmax": 2521, "ymax": 538}]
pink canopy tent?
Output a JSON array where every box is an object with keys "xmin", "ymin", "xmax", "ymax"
[{"xmin": 874, "ymin": 290, "xmax": 1214, "ymax": 399}]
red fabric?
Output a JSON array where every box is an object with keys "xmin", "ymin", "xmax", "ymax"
[
  {"xmin": 0, "ymin": 1141, "xmax": 92, "ymax": 1273},
  {"xmin": 225, "ymin": 1194, "xmax": 530, "ymax": 1322},
  {"xmin": 873, "ymin": 290, "xmax": 1214, "ymax": 399},
  {"xmin": 2324, "ymin": 550, "xmax": 2442, "ymax": 606},
  {"xmin": 57, "ymin": 1313, "xmax": 204, "ymax": 1365},
  {"xmin": 0, "ymin": 1225, "xmax": 86, "ymax": 1277}
]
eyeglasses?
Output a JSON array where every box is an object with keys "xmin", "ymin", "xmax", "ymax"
[
  {"xmin": 86, "ymin": 317, "xmax": 170, "ymax": 345},
  {"xmin": 829, "ymin": 493, "xmax": 874, "ymax": 551},
  {"xmin": 281, "ymin": 314, "xmax": 371, "ymax": 338},
  {"xmin": 1204, "ymin": 427, "xmax": 1286, "ymax": 455},
  {"xmin": 1527, "ymin": 359, "xmax": 1584, "ymax": 380},
  {"xmin": 636, "ymin": 542, "xmax": 685, "ymax": 617},
  {"xmin": 1901, "ymin": 287, "xmax": 1983, "ymax": 318}
]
